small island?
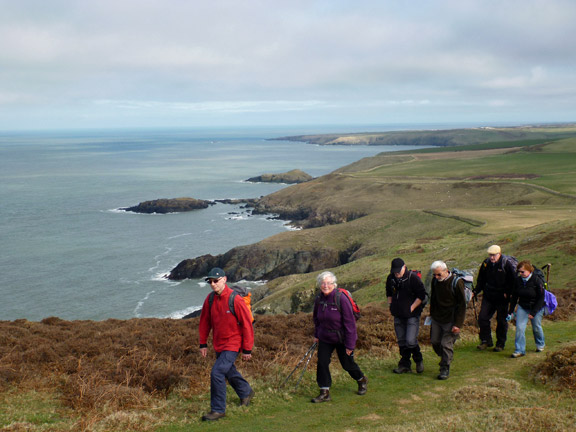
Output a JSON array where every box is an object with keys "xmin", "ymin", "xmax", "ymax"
[
  {"xmin": 122, "ymin": 197, "xmax": 212, "ymax": 214},
  {"xmin": 245, "ymin": 169, "xmax": 313, "ymax": 184}
]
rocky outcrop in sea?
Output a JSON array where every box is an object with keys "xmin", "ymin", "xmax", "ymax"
[
  {"xmin": 123, "ymin": 198, "xmax": 212, "ymax": 214},
  {"xmin": 245, "ymin": 169, "xmax": 313, "ymax": 184}
]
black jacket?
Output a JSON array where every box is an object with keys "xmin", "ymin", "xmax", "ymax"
[
  {"xmin": 475, "ymin": 255, "xmax": 517, "ymax": 303},
  {"xmin": 430, "ymin": 273, "xmax": 467, "ymax": 328},
  {"xmin": 509, "ymin": 273, "xmax": 545, "ymax": 316},
  {"xmin": 386, "ymin": 270, "xmax": 426, "ymax": 318}
]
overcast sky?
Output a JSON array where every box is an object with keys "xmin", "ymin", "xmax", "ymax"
[{"xmin": 1, "ymin": 0, "xmax": 575, "ymax": 131}]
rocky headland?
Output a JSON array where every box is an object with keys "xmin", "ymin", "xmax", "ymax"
[
  {"xmin": 123, "ymin": 197, "xmax": 212, "ymax": 214},
  {"xmin": 245, "ymin": 169, "xmax": 313, "ymax": 184},
  {"xmin": 167, "ymin": 125, "xmax": 576, "ymax": 315}
]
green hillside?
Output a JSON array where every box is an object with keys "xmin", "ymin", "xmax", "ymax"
[{"xmin": 253, "ymin": 137, "xmax": 576, "ymax": 314}]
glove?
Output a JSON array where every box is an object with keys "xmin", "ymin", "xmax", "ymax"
[{"xmin": 506, "ymin": 313, "xmax": 515, "ymax": 322}]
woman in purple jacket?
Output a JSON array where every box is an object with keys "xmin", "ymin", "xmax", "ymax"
[{"xmin": 311, "ymin": 271, "xmax": 368, "ymax": 403}]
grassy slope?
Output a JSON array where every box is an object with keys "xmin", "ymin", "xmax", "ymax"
[
  {"xmin": 254, "ymin": 138, "xmax": 576, "ymax": 314},
  {"xmin": 160, "ymin": 320, "xmax": 576, "ymax": 432}
]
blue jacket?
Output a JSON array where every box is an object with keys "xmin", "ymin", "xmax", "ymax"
[{"xmin": 313, "ymin": 289, "xmax": 358, "ymax": 350}]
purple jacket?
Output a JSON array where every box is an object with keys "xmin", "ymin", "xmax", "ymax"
[{"xmin": 313, "ymin": 289, "xmax": 358, "ymax": 350}]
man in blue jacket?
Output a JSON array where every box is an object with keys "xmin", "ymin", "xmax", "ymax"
[{"xmin": 386, "ymin": 258, "xmax": 427, "ymax": 374}]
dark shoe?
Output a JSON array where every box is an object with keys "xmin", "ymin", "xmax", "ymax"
[
  {"xmin": 437, "ymin": 368, "xmax": 450, "ymax": 380},
  {"xmin": 240, "ymin": 389, "xmax": 255, "ymax": 406},
  {"xmin": 202, "ymin": 411, "xmax": 225, "ymax": 421},
  {"xmin": 311, "ymin": 389, "xmax": 331, "ymax": 403},
  {"xmin": 416, "ymin": 361, "xmax": 424, "ymax": 374},
  {"xmin": 477, "ymin": 342, "xmax": 493, "ymax": 350},
  {"xmin": 511, "ymin": 352, "xmax": 525, "ymax": 358},
  {"xmin": 357, "ymin": 376, "xmax": 368, "ymax": 395},
  {"xmin": 493, "ymin": 346, "xmax": 504, "ymax": 352},
  {"xmin": 393, "ymin": 365, "xmax": 412, "ymax": 374}
]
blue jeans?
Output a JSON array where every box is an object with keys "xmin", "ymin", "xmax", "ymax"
[
  {"xmin": 514, "ymin": 306, "xmax": 545, "ymax": 355},
  {"xmin": 211, "ymin": 351, "xmax": 252, "ymax": 413},
  {"xmin": 394, "ymin": 316, "xmax": 423, "ymax": 367}
]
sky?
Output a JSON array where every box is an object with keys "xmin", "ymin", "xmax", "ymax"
[{"xmin": 1, "ymin": 0, "xmax": 575, "ymax": 131}]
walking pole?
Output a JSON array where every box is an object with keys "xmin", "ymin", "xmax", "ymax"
[
  {"xmin": 294, "ymin": 342, "xmax": 317, "ymax": 390},
  {"xmin": 543, "ymin": 263, "xmax": 551, "ymax": 286},
  {"xmin": 280, "ymin": 341, "xmax": 317, "ymax": 389},
  {"xmin": 471, "ymin": 295, "xmax": 480, "ymax": 328}
]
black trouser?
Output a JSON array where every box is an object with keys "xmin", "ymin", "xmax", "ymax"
[
  {"xmin": 478, "ymin": 296, "xmax": 509, "ymax": 347},
  {"xmin": 316, "ymin": 341, "xmax": 364, "ymax": 388}
]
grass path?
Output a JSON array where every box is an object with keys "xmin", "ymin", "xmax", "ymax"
[{"xmin": 159, "ymin": 319, "xmax": 575, "ymax": 432}]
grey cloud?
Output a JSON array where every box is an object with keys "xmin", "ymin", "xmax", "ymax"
[{"xmin": 0, "ymin": 0, "xmax": 575, "ymax": 129}]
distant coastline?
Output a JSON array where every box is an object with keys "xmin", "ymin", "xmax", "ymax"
[{"xmin": 271, "ymin": 123, "xmax": 576, "ymax": 146}]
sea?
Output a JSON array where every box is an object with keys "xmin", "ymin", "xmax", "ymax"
[{"xmin": 0, "ymin": 125, "xmax": 456, "ymax": 321}]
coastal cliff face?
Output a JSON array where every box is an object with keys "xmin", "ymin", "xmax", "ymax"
[
  {"xmin": 168, "ymin": 243, "xmax": 350, "ymax": 281},
  {"xmin": 123, "ymin": 197, "xmax": 212, "ymax": 213}
]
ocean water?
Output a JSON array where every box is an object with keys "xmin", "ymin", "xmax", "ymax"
[{"xmin": 0, "ymin": 126, "xmax": 431, "ymax": 321}]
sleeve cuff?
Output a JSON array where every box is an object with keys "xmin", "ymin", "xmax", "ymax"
[
  {"xmin": 242, "ymin": 349, "xmax": 252, "ymax": 355},
  {"xmin": 199, "ymin": 343, "xmax": 208, "ymax": 348}
]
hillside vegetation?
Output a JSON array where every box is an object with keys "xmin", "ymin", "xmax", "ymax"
[{"xmin": 250, "ymin": 136, "xmax": 576, "ymax": 314}]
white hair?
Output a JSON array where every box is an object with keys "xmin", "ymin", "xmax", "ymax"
[
  {"xmin": 316, "ymin": 271, "xmax": 337, "ymax": 287},
  {"xmin": 430, "ymin": 260, "xmax": 447, "ymax": 271}
]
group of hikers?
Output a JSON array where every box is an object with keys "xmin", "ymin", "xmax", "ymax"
[{"xmin": 196, "ymin": 244, "xmax": 548, "ymax": 421}]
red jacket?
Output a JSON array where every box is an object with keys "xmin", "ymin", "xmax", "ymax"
[{"xmin": 199, "ymin": 286, "xmax": 254, "ymax": 354}]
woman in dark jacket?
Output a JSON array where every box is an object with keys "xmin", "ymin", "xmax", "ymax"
[
  {"xmin": 508, "ymin": 260, "xmax": 545, "ymax": 358},
  {"xmin": 311, "ymin": 271, "xmax": 367, "ymax": 403}
]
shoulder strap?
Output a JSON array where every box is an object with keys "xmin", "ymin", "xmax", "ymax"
[
  {"xmin": 334, "ymin": 289, "xmax": 342, "ymax": 312},
  {"xmin": 208, "ymin": 290, "xmax": 238, "ymax": 319},
  {"xmin": 228, "ymin": 291, "xmax": 237, "ymax": 318}
]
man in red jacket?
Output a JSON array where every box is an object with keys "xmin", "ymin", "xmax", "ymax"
[{"xmin": 199, "ymin": 268, "xmax": 255, "ymax": 421}]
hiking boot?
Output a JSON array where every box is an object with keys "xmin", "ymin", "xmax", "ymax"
[
  {"xmin": 240, "ymin": 389, "xmax": 255, "ymax": 407},
  {"xmin": 477, "ymin": 342, "xmax": 493, "ymax": 351},
  {"xmin": 493, "ymin": 346, "xmax": 504, "ymax": 352},
  {"xmin": 201, "ymin": 411, "xmax": 225, "ymax": 421},
  {"xmin": 357, "ymin": 376, "xmax": 368, "ymax": 395},
  {"xmin": 393, "ymin": 365, "xmax": 412, "ymax": 374},
  {"xmin": 437, "ymin": 367, "xmax": 450, "ymax": 380},
  {"xmin": 311, "ymin": 389, "xmax": 331, "ymax": 403},
  {"xmin": 510, "ymin": 352, "xmax": 525, "ymax": 358},
  {"xmin": 415, "ymin": 361, "xmax": 424, "ymax": 374}
]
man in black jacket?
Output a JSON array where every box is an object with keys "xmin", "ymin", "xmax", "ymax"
[
  {"xmin": 386, "ymin": 258, "xmax": 427, "ymax": 374},
  {"xmin": 429, "ymin": 260, "xmax": 467, "ymax": 380},
  {"xmin": 474, "ymin": 245, "xmax": 518, "ymax": 352}
]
